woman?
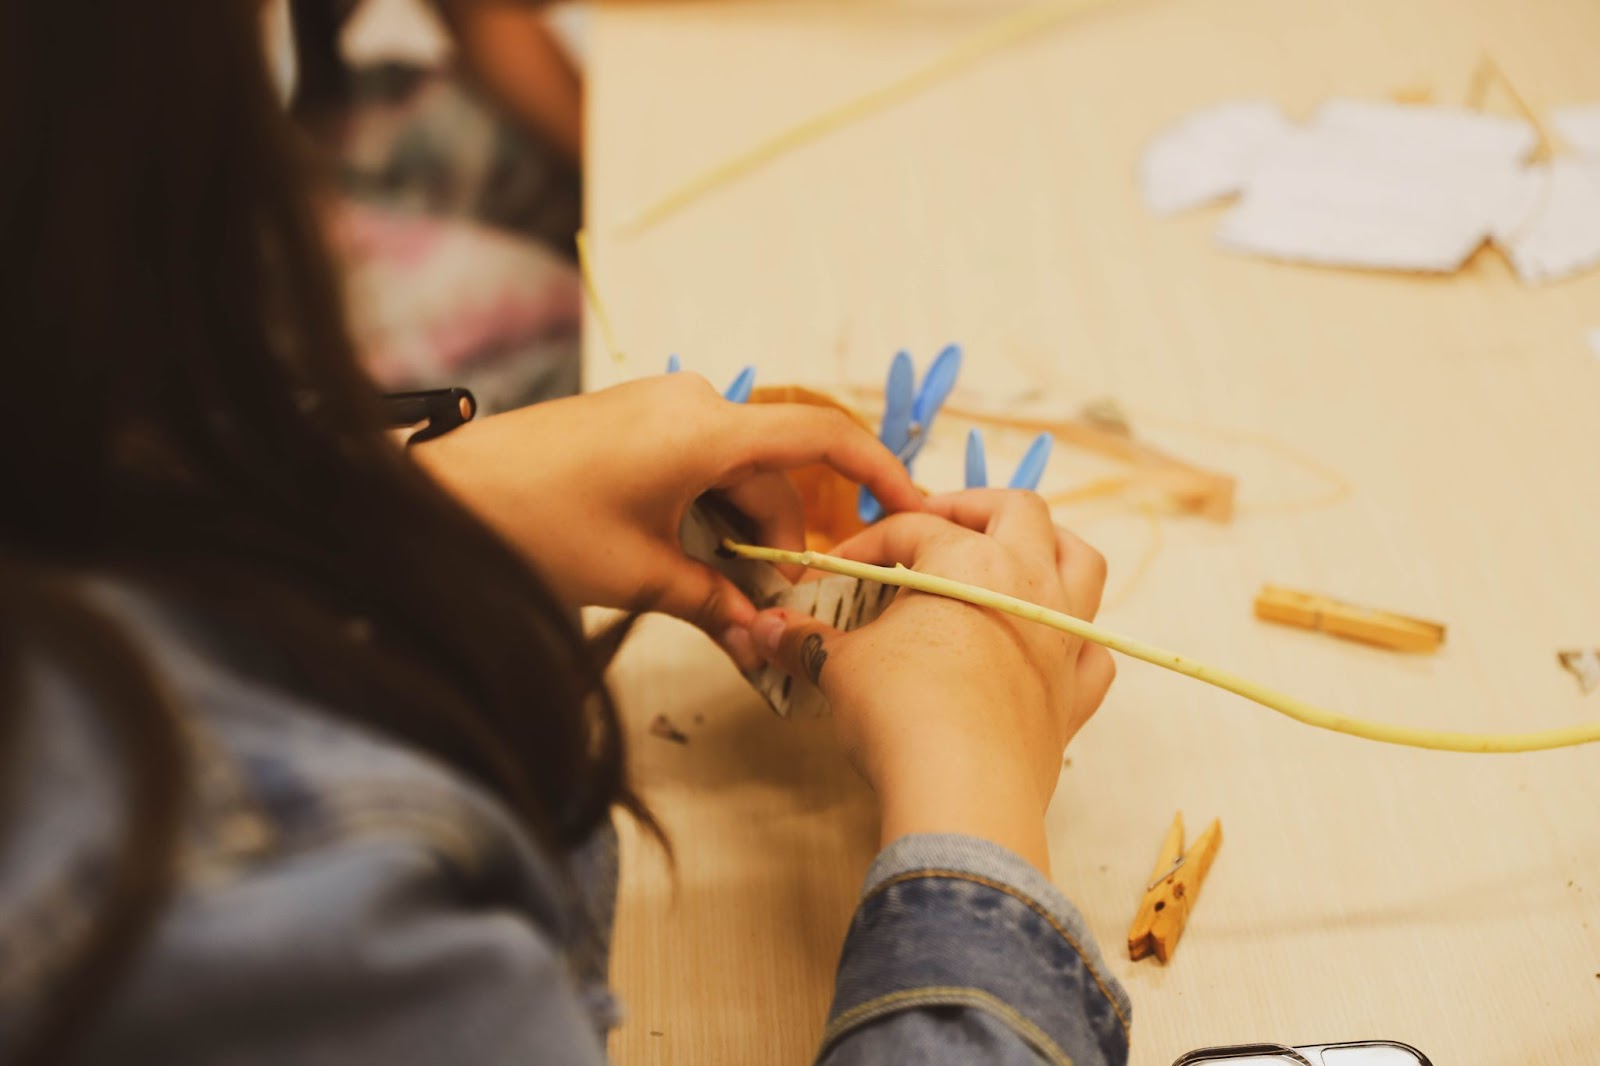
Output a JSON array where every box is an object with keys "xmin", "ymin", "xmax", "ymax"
[{"xmin": 0, "ymin": 2, "xmax": 1129, "ymax": 1064}]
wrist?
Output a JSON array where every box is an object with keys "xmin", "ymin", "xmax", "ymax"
[{"xmin": 872, "ymin": 730, "xmax": 1053, "ymax": 875}]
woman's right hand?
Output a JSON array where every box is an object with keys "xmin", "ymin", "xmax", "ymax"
[{"xmin": 749, "ymin": 490, "xmax": 1115, "ymax": 875}]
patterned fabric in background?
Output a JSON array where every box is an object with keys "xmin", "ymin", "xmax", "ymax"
[{"xmin": 321, "ymin": 62, "xmax": 584, "ymax": 415}]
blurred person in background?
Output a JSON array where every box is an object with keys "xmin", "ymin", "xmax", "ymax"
[{"xmin": 294, "ymin": 0, "xmax": 589, "ymax": 414}]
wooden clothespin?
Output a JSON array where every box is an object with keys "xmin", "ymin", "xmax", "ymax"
[
  {"xmin": 1128, "ymin": 813, "xmax": 1222, "ymax": 964},
  {"xmin": 1254, "ymin": 585, "xmax": 1445, "ymax": 654}
]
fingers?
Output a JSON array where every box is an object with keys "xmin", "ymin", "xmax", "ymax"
[
  {"xmin": 1055, "ymin": 526, "xmax": 1108, "ymax": 621},
  {"xmin": 829, "ymin": 512, "xmax": 968, "ymax": 568},
  {"xmin": 924, "ymin": 489, "xmax": 1056, "ymax": 557},
  {"xmin": 1073, "ymin": 642, "xmax": 1116, "ymax": 720},
  {"xmin": 715, "ymin": 473, "xmax": 807, "ymax": 582},
  {"xmin": 927, "ymin": 490, "xmax": 1106, "ymax": 621},
  {"xmin": 639, "ymin": 549, "xmax": 761, "ymax": 668},
  {"xmin": 750, "ymin": 608, "xmax": 843, "ymax": 695},
  {"xmin": 724, "ymin": 403, "xmax": 924, "ymax": 516},
  {"xmin": 922, "ymin": 488, "xmax": 1018, "ymax": 531}
]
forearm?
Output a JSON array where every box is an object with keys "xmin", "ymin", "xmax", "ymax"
[
  {"xmin": 877, "ymin": 745, "xmax": 1054, "ymax": 876},
  {"xmin": 857, "ymin": 683, "xmax": 1063, "ymax": 877}
]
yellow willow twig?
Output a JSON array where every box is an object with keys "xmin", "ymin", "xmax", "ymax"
[
  {"xmin": 615, "ymin": 0, "xmax": 1131, "ymax": 237},
  {"xmin": 575, "ymin": 229, "xmax": 625, "ymax": 365},
  {"xmin": 722, "ymin": 541, "xmax": 1600, "ymax": 754}
]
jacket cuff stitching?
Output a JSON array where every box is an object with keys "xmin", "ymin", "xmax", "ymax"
[
  {"xmin": 821, "ymin": 985, "xmax": 1075, "ymax": 1066},
  {"xmin": 862, "ymin": 868, "xmax": 1129, "ymax": 1039}
]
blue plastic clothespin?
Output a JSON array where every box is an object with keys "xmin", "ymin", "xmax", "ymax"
[
  {"xmin": 723, "ymin": 366, "xmax": 755, "ymax": 404},
  {"xmin": 905, "ymin": 344, "xmax": 962, "ymax": 467},
  {"xmin": 665, "ymin": 355, "xmax": 756, "ymax": 403},
  {"xmin": 860, "ymin": 344, "xmax": 964, "ymax": 522},
  {"xmin": 962, "ymin": 430, "xmax": 1054, "ymax": 491},
  {"xmin": 965, "ymin": 429, "xmax": 988, "ymax": 489},
  {"xmin": 878, "ymin": 352, "xmax": 915, "ymax": 465},
  {"xmin": 1008, "ymin": 433, "xmax": 1054, "ymax": 490}
]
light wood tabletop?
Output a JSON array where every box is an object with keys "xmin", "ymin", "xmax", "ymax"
[{"xmin": 581, "ymin": 2, "xmax": 1600, "ymax": 1063}]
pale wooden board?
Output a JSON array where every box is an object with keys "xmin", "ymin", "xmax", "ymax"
[{"xmin": 585, "ymin": 2, "xmax": 1600, "ymax": 1063}]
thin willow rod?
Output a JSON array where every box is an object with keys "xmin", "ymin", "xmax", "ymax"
[
  {"xmin": 615, "ymin": 0, "xmax": 1131, "ymax": 237},
  {"xmin": 575, "ymin": 228, "xmax": 625, "ymax": 364},
  {"xmin": 723, "ymin": 541, "xmax": 1600, "ymax": 754}
]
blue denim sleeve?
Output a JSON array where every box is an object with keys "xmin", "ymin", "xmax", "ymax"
[
  {"xmin": 68, "ymin": 823, "xmax": 616, "ymax": 1066},
  {"xmin": 0, "ymin": 602, "xmax": 617, "ymax": 1066},
  {"xmin": 817, "ymin": 834, "xmax": 1132, "ymax": 1066}
]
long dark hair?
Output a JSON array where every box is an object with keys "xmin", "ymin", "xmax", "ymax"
[{"xmin": 0, "ymin": 2, "xmax": 641, "ymax": 1062}]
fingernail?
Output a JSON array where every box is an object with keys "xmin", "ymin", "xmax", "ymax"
[
  {"xmin": 751, "ymin": 612, "xmax": 786, "ymax": 656},
  {"xmin": 721, "ymin": 626, "xmax": 759, "ymax": 672}
]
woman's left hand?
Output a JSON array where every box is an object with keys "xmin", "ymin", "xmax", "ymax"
[{"xmin": 414, "ymin": 374, "xmax": 923, "ymax": 667}]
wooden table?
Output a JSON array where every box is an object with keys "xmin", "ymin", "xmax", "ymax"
[{"xmin": 582, "ymin": 2, "xmax": 1600, "ymax": 1062}]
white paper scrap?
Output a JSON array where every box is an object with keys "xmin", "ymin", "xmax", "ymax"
[
  {"xmin": 1492, "ymin": 159, "xmax": 1600, "ymax": 285},
  {"xmin": 1216, "ymin": 130, "xmax": 1521, "ymax": 273},
  {"xmin": 1311, "ymin": 99, "xmax": 1538, "ymax": 164},
  {"xmin": 1551, "ymin": 102, "xmax": 1600, "ymax": 159},
  {"xmin": 1139, "ymin": 100, "xmax": 1294, "ymax": 216},
  {"xmin": 1488, "ymin": 167, "xmax": 1548, "ymax": 244}
]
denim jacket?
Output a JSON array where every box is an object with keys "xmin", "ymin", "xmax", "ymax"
[{"xmin": 0, "ymin": 587, "xmax": 1130, "ymax": 1065}]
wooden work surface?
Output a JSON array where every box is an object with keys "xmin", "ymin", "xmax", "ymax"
[{"xmin": 582, "ymin": 2, "xmax": 1600, "ymax": 1062}]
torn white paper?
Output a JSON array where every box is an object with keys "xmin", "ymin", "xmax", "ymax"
[
  {"xmin": 1551, "ymin": 102, "xmax": 1600, "ymax": 159},
  {"xmin": 1139, "ymin": 100, "xmax": 1294, "ymax": 216},
  {"xmin": 1216, "ymin": 128, "xmax": 1524, "ymax": 273},
  {"xmin": 1491, "ymin": 159, "xmax": 1600, "ymax": 285},
  {"xmin": 1489, "ymin": 166, "xmax": 1548, "ymax": 244},
  {"xmin": 1310, "ymin": 99, "xmax": 1538, "ymax": 164},
  {"xmin": 1148, "ymin": 98, "xmax": 1551, "ymax": 275}
]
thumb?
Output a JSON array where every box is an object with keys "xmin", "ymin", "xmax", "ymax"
[
  {"xmin": 750, "ymin": 608, "xmax": 843, "ymax": 692},
  {"xmin": 644, "ymin": 551, "xmax": 760, "ymax": 665}
]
